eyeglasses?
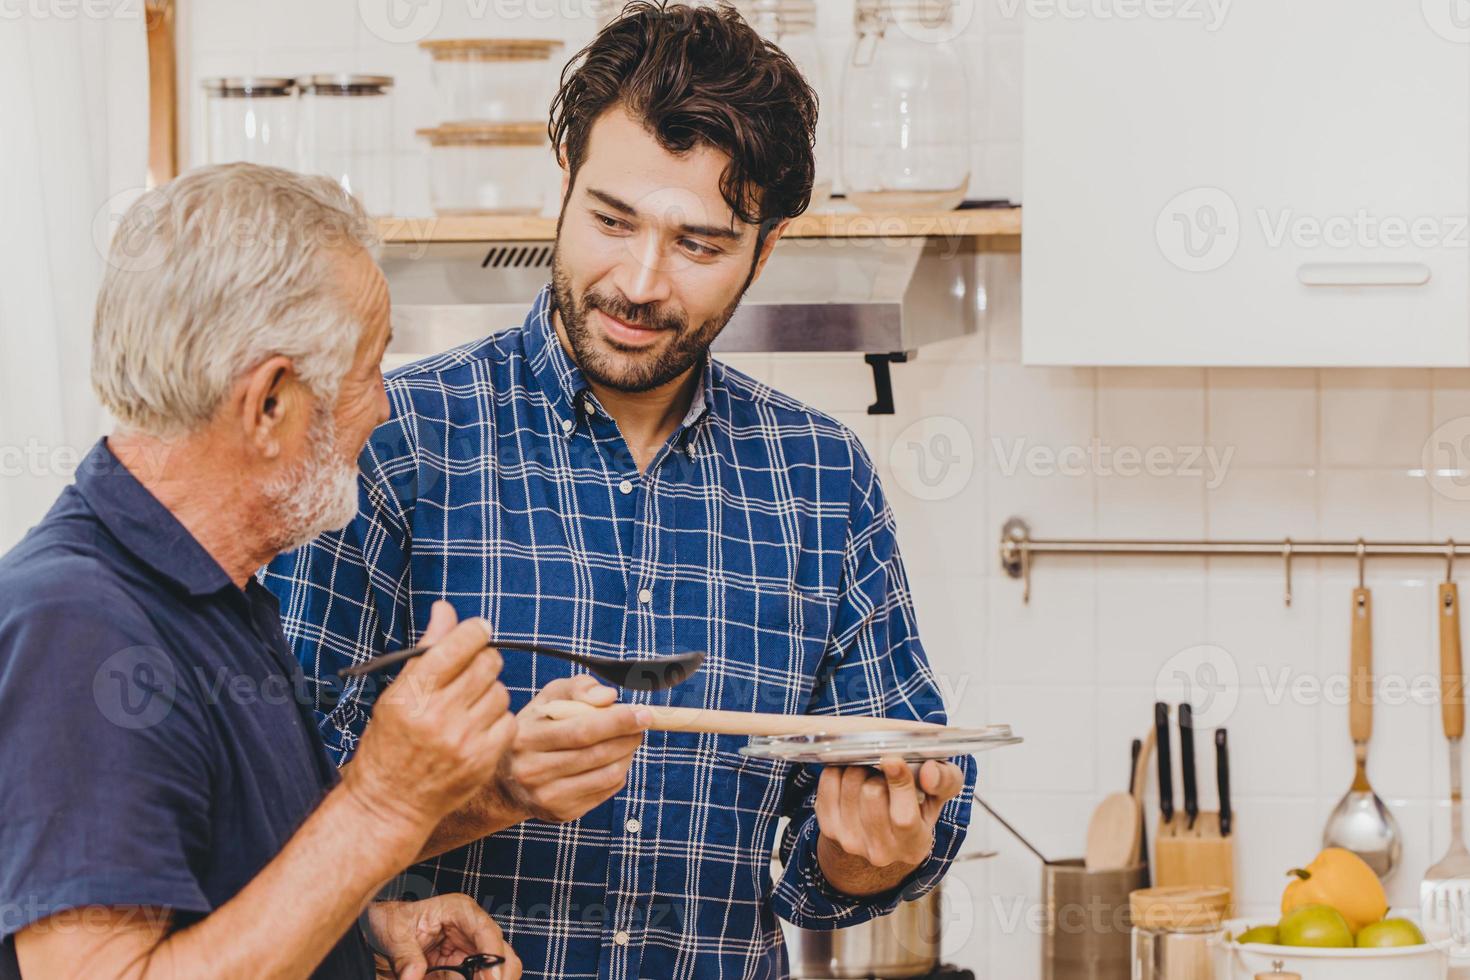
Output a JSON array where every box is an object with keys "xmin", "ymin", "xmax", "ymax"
[{"xmin": 425, "ymin": 953, "xmax": 506, "ymax": 978}]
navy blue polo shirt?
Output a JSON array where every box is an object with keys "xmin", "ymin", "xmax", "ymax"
[{"xmin": 0, "ymin": 439, "xmax": 375, "ymax": 979}]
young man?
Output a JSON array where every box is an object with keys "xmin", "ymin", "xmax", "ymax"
[
  {"xmin": 0, "ymin": 165, "xmax": 520, "ymax": 979},
  {"xmin": 265, "ymin": 4, "xmax": 975, "ymax": 977}
]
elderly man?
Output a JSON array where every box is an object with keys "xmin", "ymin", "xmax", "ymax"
[
  {"xmin": 266, "ymin": 4, "xmax": 976, "ymax": 978},
  {"xmin": 0, "ymin": 165, "xmax": 520, "ymax": 979}
]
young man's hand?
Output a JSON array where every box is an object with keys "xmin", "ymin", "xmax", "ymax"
[{"xmin": 814, "ymin": 757, "xmax": 966, "ymax": 897}]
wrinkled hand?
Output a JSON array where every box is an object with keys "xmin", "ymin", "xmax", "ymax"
[
  {"xmin": 366, "ymin": 893, "xmax": 520, "ymax": 980},
  {"xmin": 346, "ymin": 601, "xmax": 517, "ymax": 839},
  {"xmin": 816, "ymin": 758, "xmax": 966, "ymax": 871},
  {"xmin": 495, "ymin": 675, "xmax": 650, "ymax": 824}
]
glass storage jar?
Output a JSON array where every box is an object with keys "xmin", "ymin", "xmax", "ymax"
[
  {"xmin": 201, "ymin": 77, "xmax": 299, "ymax": 170},
  {"xmin": 417, "ymin": 122, "xmax": 551, "ymax": 215},
  {"xmin": 733, "ymin": 0, "xmax": 834, "ymax": 210},
  {"xmin": 841, "ymin": 0, "xmax": 971, "ymax": 211},
  {"xmin": 1131, "ymin": 886, "xmax": 1230, "ymax": 980},
  {"xmin": 419, "ymin": 38, "xmax": 564, "ymax": 124},
  {"xmin": 299, "ymin": 74, "xmax": 394, "ymax": 216}
]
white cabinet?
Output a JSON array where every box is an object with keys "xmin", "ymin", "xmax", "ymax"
[{"xmin": 1022, "ymin": 2, "xmax": 1470, "ymax": 366}]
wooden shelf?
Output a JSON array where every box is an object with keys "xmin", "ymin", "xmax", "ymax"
[{"xmin": 376, "ymin": 206, "xmax": 1021, "ymax": 245}]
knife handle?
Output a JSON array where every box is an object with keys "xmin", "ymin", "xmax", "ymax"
[
  {"xmin": 1215, "ymin": 728, "xmax": 1232, "ymax": 837},
  {"xmin": 1155, "ymin": 702, "xmax": 1173, "ymax": 824},
  {"xmin": 1442, "ymin": 582, "xmax": 1464, "ymax": 740},
  {"xmin": 1350, "ymin": 587, "xmax": 1373, "ymax": 742},
  {"xmin": 1180, "ymin": 703, "xmax": 1198, "ymax": 828}
]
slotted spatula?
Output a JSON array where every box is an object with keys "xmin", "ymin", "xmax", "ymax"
[{"xmin": 1423, "ymin": 576, "xmax": 1470, "ymax": 943}]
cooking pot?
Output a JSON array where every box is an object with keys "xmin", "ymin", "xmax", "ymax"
[{"xmin": 781, "ymin": 851, "xmax": 995, "ymax": 979}]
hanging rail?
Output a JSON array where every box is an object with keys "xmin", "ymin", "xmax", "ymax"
[{"xmin": 999, "ymin": 517, "xmax": 1464, "ymax": 606}]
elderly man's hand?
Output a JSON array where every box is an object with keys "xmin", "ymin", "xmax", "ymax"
[
  {"xmin": 366, "ymin": 894, "xmax": 520, "ymax": 980},
  {"xmin": 495, "ymin": 675, "xmax": 650, "ymax": 824},
  {"xmin": 814, "ymin": 757, "xmax": 966, "ymax": 897}
]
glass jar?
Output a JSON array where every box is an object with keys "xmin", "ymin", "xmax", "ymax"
[
  {"xmin": 201, "ymin": 77, "xmax": 299, "ymax": 170},
  {"xmin": 419, "ymin": 39, "xmax": 564, "ymax": 124},
  {"xmin": 417, "ymin": 123, "xmax": 551, "ymax": 215},
  {"xmin": 734, "ymin": 0, "xmax": 834, "ymax": 210},
  {"xmin": 298, "ymin": 74, "xmax": 394, "ymax": 217},
  {"xmin": 841, "ymin": 0, "xmax": 971, "ymax": 211},
  {"xmin": 1130, "ymin": 886, "xmax": 1230, "ymax": 980}
]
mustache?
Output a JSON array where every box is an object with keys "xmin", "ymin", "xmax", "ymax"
[{"xmin": 583, "ymin": 288, "xmax": 686, "ymax": 333}]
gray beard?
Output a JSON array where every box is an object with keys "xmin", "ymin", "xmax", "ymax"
[{"xmin": 261, "ymin": 404, "xmax": 361, "ymax": 556}]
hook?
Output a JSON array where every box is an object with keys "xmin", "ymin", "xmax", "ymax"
[
  {"xmin": 1021, "ymin": 542, "xmax": 1032, "ymax": 605},
  {"xmin": 1356, "ymin": 538, "xmax": 1367, "ymax": 592},
  {"xmin": 1448, "ymin": 537, "xmax": 1457, "ymax": 585},
  {"xmin": 1282, "ymin": 537, "xmax": 1293, "ymax": 607}
]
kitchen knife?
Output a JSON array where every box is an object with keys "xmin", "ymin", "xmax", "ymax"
[
  {"xmin": 1216, "ymin": 727, "xmax": 1232, "ymax": 837},
  {"xmin": 1180, "ymin": 703, "xmax": 1198, "ymax": 830},
  {"xmin": 1155, "ymin": 702, "xmax": 1174, "ymax": 825}
]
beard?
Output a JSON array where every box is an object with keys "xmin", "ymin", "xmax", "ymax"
[
  {"xmin": 261, "ymin": 401, "xmax": 362, "ymax": 556},
  {"xmin": 550, "ymin": 249, "xmax": 750, "ymax": 394}
]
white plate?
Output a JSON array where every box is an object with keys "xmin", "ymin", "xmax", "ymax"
[{"xmin": 739, "ymin": 726, "xmax": 1021, "ymax": 767}]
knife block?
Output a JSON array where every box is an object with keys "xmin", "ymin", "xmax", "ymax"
[{"xmin": 1154, "ymin": 811, "xmax": 1235, "ymax": 908}]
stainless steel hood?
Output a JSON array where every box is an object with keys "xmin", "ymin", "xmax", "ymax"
[{"xmin": 379, "ymin": 235, "xmax": 979, "ymax": 356}]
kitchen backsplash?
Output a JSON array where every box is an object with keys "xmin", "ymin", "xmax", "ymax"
[{"xmin": 182, "ymin": 2, "xmax": 1470, "ymax": 976}]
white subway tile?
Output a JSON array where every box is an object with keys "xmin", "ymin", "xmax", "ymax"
[
  {"xmin": 1319, "ymin": 469, "xmax": 1432, "ymax": 540},
  {"xmin": 1207, "ymin": 367, "xmax": 1318, "ymax": 468},
  {"xmin": 987, "ymin": 570, "xmax": 1096, "ymax": 686},
  {"xmin": 1320, "ymin": 368, "xmax": 1432, "ymax": 468},
  {"xmin": 1205, "ymin": 468, "xmax": 1318, "ymax": 538},
  {"xmin": 982, "ymin": 687, "xmax": 1099, "ymax": 794}
]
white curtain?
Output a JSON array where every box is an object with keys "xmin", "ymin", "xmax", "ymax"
[{"xmin": 0, "ymin": 4, "xmax": 148, "ymax": 551}]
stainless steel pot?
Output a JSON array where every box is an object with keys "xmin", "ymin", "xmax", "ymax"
[{"xmin": 783, "ymin": 852, "xmax": 995, "ymax": 979}]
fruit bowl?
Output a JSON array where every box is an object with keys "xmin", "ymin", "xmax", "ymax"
[{"xmin": 1215, "ymin": 914, "xmax": 1450, "ymax": 980}]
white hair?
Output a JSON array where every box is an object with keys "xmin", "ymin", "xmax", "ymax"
[{"xmin": 92, "ymin": 163, "xmax": 378, "ymax": 437}]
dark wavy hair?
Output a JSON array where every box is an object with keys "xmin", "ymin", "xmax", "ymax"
[{"xmin": 549, "ymin": 1, "xmax": 819, "ymax": 244}]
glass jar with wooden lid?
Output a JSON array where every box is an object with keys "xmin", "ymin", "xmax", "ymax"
[
  {"xmin": 416, "ymin": 122, "xmax": 552, "ymax": 215},
  {"xmin": 419, "ymin": 38, "xmax": 565, "ymax": 124}
]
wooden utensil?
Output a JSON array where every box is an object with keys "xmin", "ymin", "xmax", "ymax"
[
  {"xmin": 1422, "ymin": 576, "xmax": 1470, "ymax": 940},
  {"xmin": 542, "ymin": 700, "xmax": 947, "ymax": 736},
  {"xmin": 1084, "ymin": 792, "xmax": 1141, "ymax": 871}
]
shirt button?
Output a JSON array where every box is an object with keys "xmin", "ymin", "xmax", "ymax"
[
  {"xmin": 637, "ymin": 588, "xmax": 652, "ymax": 604},
  {"xmin": 614, "ymin": 930, "xmax": 630, "ymax": 946},
  {"xmin": 626, "ymin": 818, "xmax": 641, "ymax": 833},
  {"xmin": 584, "ymin": 400, "xmax": 596, "ymax": 417},
  {"xmin": 619, "ymin": 479, "xmax": 634, "ymax": 495},
  {"xmin": 560, "ymin": 418, "xmax": 573, "ymax": 433}
]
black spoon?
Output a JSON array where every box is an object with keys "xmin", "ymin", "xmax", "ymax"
[{"xmin": 339, "ymin": 639, "xmax": 705, "ymax": 692}]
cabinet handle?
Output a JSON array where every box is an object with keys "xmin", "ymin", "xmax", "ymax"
[{"xmin": 1297, "ymin": 262, "xmax": 1431, "ymax": 286}]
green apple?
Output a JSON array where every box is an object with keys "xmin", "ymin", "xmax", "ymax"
[
  {"xmin": 1235, "ymin": 925, "xmax": 1281, "ymax": 945},
  {"xmin": 1277, "ymin": 904, "xmax": 1354, "ymax": 948},
  {"xmin": 1356, "ymin": 918, "xmax": 1426, "ymax": 948}
]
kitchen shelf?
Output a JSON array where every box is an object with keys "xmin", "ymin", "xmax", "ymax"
[{"xmin": 375, "ymin": 206, "xmax": 1021, "ymax": 245}]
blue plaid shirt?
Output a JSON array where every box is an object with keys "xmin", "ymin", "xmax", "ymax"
[{"xmin": 263, "ymin": 285, "xmax": 975, "ymax": 980}]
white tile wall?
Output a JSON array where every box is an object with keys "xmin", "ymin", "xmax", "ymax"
[{"xmin": 182, "ymin": 3, "xmax": 1470, "ymax": 977}]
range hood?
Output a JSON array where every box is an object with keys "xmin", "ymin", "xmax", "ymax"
[{"xmin": 378, "ymin": 233, "xmax": 982, "ymax": 412}]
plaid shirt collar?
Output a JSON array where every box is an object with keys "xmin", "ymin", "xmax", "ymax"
[{"xmin": 528, "ymin": 284, "xmax": 714, "ymax": 447}]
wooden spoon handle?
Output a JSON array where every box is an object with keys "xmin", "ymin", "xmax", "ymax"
[
  {"xmin": 1442, "ymin": 582, "xmax": 1464, "ymax": 740},
  {"xmin": 542, "ymin": 700, "xmax": 946, "ymax": 736},
  {"xmin": 1350, "ymin": 587, "xmax": 1373, "ymax": 743}
]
